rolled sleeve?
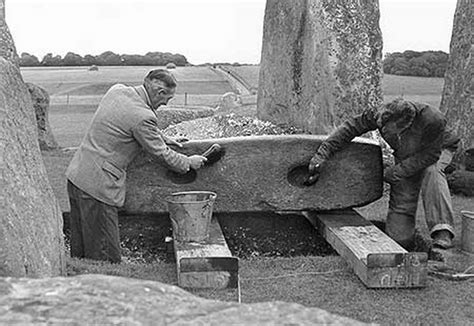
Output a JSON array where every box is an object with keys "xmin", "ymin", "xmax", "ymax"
[{"xmin": 132, "ymin": 118, "xmax": 190, "ymax": 173}]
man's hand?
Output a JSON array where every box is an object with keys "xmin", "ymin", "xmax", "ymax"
[
  {"xmin": 188, "ymin": 155, "xmax": 207, "ymax": 170},
  {"xmin": 383, "ymin": 165, "xmax": 402, "ymax": 184},
  {"xmin": 305, "ymin": 155, "xmax": 326, "ymax": 186}
]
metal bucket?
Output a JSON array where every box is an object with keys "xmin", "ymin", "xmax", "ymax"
[
  {"xmin": 461, "ymin": 210, "xmax": 474, "ymax": 253},
  {"xmin": 166, "ymin": 191, "xmax": 216, "ymax": 242}
]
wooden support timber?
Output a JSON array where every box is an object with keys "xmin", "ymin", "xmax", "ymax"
[
  {"xmin": 304, "ymin": 210, "xmax": 427, "ymax": 288},
  {"xmin": 174, "ymin": 217, "xmax": 238, "ymax": 289}
]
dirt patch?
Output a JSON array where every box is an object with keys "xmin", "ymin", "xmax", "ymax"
[
  {"xmin": 63, "ymin": 211, "xmax": 335, "ymax": 263},
  {"xmin": 63, "ymin": 211, "xmax": 435, "ymax": 263}
]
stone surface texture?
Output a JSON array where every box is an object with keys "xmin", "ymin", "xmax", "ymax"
[
  {"xmin": 0, "ymin": 1, "xmax": 19, "ymax": 67},
  {"xmin": 124, "ymin": 135, "xmax": 383, "ymax": 214},
  {"xmin": 26, "ymin": 82, "xmax": 59, "ymax": 150},
  {"xmin": 439, "ymin": 0, "xmax": 473, "ymax": 152},
  {"xmin": 0, "ymin": 274, "xmax": 367, "ymax": 325},
  {"xmin": 0, "ymin": 10, "xmax": 65, "ymax": 277},
  {"xmin": 257, "ymin": 0, "xmax": 383, "ymax": 134}
]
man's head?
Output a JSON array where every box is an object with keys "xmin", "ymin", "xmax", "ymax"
[
  {"xmin": 144, "ymin": 69, "xmax": 177, "ymax": 109},
  {"xmin": 376, "ymin": 98, "xmax": 417, "ymax": 132}
]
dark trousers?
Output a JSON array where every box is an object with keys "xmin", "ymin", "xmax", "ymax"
[
  {"xmin": 67, "ymin": 180, "xmax": 121, "ymax": 263},
  {"xmin": 386, "ymin": 149, "xmax": 455, "ymax": 250}
]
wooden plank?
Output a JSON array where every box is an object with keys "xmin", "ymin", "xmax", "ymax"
[
  {"xmin": 174, "ymin": 217, "xmax": 238, "ymax": 289},
  {"xmin": 124, "ymin": 135, "xmax": 383, "ymax": 214},
  {"xmin": 304, "ymin": 210, "xmax": 427, "ymax": 288}
]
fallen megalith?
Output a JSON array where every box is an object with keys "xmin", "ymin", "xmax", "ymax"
[
  {"xmin": 124, "ymin": 135, "xmax": 383, "ymax": 214},
  {"xmin": 0, "ymin": 274, "xmax": 366, "ymax": 325},
  {"xmin": 257, "ymin": 0, "xmax": 383, "ymax": 134}
]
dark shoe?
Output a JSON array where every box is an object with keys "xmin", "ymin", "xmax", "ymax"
[{"xmin": 432, "ymin": 230, "xmax": 454, "ymax": 249}]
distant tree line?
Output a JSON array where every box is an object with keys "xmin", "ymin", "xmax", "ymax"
[
  {"xmin": 383, "ymin": 50, "xmax": 449, "ymax": 77},
  {"xmin": 19, "ymin": 51, "xmax": 189, "ymax": 67}
]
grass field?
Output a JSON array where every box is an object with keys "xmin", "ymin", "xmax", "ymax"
[
  {"xmin": 22, "ymin": 65, "xmax": 447, "ymax": 148},
  {"xmin": 33, "ymin": 66, "xmax": 474, "ymax": 324}
]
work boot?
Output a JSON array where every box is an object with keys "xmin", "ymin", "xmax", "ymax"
[{"xmin": 432, "ymin": 230, "xmax": 453, "ymax": 249}]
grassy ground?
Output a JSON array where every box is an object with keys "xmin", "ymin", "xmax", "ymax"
[
  {"xmin": 66, "ymin": 254, "xmax": 473, "ymax": 325},
  {"xmin": 35, "ymin": 66, "xmax": 474, "ymax": 325}
]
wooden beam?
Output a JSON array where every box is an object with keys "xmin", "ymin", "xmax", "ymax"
[
  {"xmin": 304, "ymin": 210, "xmax": 427, "ymax": 288},
  {"xmin": 125, "ymin": 135, "xmax": 383, "ymax": 214},
  {"xmin": 174, "ymin": 217, "xmax": 238, "ymax": 289}
]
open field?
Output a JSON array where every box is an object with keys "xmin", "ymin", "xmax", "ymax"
[{"xmin": 209, "ymin": 66, "xmax": 446, "ymax": 108}]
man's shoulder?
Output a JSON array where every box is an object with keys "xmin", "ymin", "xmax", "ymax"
[
  {"xmin": 418, "ymin": 103, "xmax": 446, "ymax": 124},
  {"xmin": 106, "ymin": 83, "xmax": 134, "ymax": 95}
]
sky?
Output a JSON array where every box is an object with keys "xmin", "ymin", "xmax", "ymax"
[{"xmin": 5, "ymin": 0, "xmax": 457, "ymax": 65}]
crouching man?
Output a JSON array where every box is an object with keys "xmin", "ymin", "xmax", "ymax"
[
  {"xmin": 66, "ymin": 69, "xmax": 207, "ymax": 263},
  {"xmin": 307, "ymin": 98, "xmax": 459, "ymax": 250}
]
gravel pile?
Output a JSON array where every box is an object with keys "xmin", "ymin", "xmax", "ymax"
[{"xmin": 164, "ymin": 113, "xmax": 303, "ymax": 140}]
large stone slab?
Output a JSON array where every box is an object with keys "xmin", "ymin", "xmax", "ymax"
[
  {"xmin": 0, "ymin": 274, "xmax": 366, "ymax": 325},
  {"xmin": 257, "ymin": 0, "xmax": 383, "ymax": 134},
  {"xmin": 124, "ymin": 135, "xmax": 383, "ymax": 214}
]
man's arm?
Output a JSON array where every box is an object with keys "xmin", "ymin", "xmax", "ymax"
[
  {"xmin": 132, "ymin": 118, "xmax": 191, "ymax": 173},
  {"xmin": 313, "ymin": 109, "xmax": 379, "ymax": 161},
  {"xmin": 306, "ymin": 109, "xmax": 379, "ymax": 185}
]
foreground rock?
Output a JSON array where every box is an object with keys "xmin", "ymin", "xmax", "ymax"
[
  {"xmin": 124, "ymin": 134, "xmax": 383, "ymax": 213},
  {"xmin": 258, "ymin": 0, "xmax": 383, "ymax": 134},
  {"xmin": 0, "ymin": 274, "xmax": 365, "ymax": 325},
  {"xmin": 0, "ymin": 10, "xmax": 65, "ymax": 277},
  {"xmin": 26, "ymin": 82, "xmax": 59, "ymax": 150}
]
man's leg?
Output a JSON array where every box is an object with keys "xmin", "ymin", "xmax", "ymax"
[
  {"xmin": 386, "ymin": 174, "xmax": 423, "ymax": 250},
  {"xmin": 421, "ymin": 149, "xmax": 455, "ymax": 248},
  {"xmin": 67, "ymin": 181, "xmax": 121, "ymax": 263}
]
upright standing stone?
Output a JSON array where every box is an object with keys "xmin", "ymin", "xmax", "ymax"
[
  {"xmin": 27, "ymin": 83, "xmax": 59, "ymax": 150},
  {"xmin": 257, "ymin": 0, "xmax": 383, "ymax": 134},
  {"xmin": 0, "ymin": 0, "xmax": 18, "ymax": 67},
  {"xmin": 439, "ymin": 0, "xmax": 473, "ymax": 154},
  {"xmin": 0, "ymin": 0, "xmax": 65, "ymax": 276}
]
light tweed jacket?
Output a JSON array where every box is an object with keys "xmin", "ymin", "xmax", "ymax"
[{"xmin": 66, "ymin": 84, "xmax": 190, "ymax": 207}]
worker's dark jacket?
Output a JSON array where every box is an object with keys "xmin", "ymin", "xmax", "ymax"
[{"xmin": 316, "ymin": 103, "xmax": 459, "ymax": 179}]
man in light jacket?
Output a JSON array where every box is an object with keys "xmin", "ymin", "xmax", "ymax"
[
  {"xmin": 307, "ymin": 98, "xmax": 459, "ymax": 250},
  {"xmin": 66, "ymin": 69, "xmax": 207, "ymax": 263}
]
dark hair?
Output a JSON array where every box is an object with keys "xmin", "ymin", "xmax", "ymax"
[
  {"xmin": 381, "ymin": 98, "xmax": 417, "ymax": 128},
  {"xmin": 144, "ymin": 69, "xmax": 177, "ymax": 89}
]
